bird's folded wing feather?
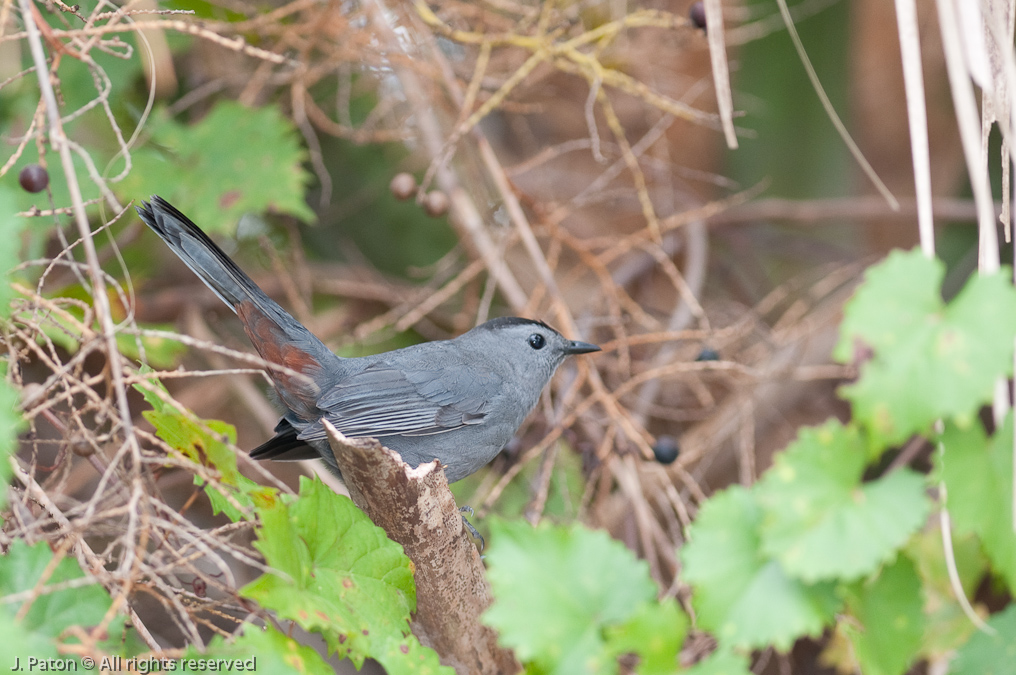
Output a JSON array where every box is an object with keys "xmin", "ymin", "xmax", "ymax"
[{"xmin": 297, "ymin": 362, "xmax": 500, "ymax": 441}]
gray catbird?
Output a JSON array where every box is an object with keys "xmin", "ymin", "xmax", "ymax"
[{"xmin": 136, "ymin": 196, "xmax": 600, "ymax": 482}]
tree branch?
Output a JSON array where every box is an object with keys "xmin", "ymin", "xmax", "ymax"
[{"xmin": 323, "ymin": 421, "xmax": 520, "ymax": 675}]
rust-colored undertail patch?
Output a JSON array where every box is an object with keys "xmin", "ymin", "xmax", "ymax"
[{"xmin": 237, "ymin": 300, "xmax": 321, "ymax": 419}]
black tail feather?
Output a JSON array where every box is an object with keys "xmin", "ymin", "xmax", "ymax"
[{"xmin": 250, "ymin": 418, "xmax": 320, "ymax": 461}]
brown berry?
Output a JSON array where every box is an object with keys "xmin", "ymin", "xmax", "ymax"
[
  {"xmin": 422, "ymin": 191, "xmax": 449, "ymax": 217},
  {"xmin": 19, "ymin": 164, "xmax": 49, "ymax": 193},
  {"xmin": 389, "ymin": 172, "xmax": 417, "ymax": 200},
  {"xmin": 69, "ymin": 433, "xmax": 94, "ymax": 457},
  {"xmin": 20, "ymin": 383, "xmax": 44, "ymax": 408}
]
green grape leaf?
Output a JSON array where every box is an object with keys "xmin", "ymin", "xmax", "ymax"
[
  {"xmin": 0, "ymin": 539, "xmax": 119, "ymax": 657},
  {"xmin": 603, "ymin": 598, "xmax": 687, "ymax": 675},
  {"xmin": 0, "ymin": 611, "xmax": 60, "ymax": 669},
  {"xmin": 948, "ymin": 604, "xmax": 1016, "ymax": 675},
  {"xmin": 0, "ymin": 191, "xmax": 28, "ymax": 513},
  {"xmin": 906, "ymin": 526, "xmax": 986, "ymax": 600},
  {"xmin": 115, "ymin": 323, "xmax": 188, "ymax": 369},
  {"xmin": 0, "ymin": 185, "xmax": 27, "ymax": 314},
  {"xmin": 834, "ymin": 250, "xmax": 1016, "ymax": 448},
  {"xmin": 239, "ymin": 477, "xmax": 445, "ymax": 673},
  {"xmin": 937, "ymin": 413, "xmax": 1016, "ymax": 593},
  {"xmin": 904, "ymin": 529, "xmax": 985, "ymax": 658},
  {"xmin": 180, "ymin": 628, "xmax": 333, "ymax": 674},
  {"xmin": 0, "ymin": 375, "xmax": 23, "ymax": 511},
  {"xmin": 836, "ymin": 555, "xmax": 925, "ymax": 675},
  {"xmin": 682, "ymin": 648, "xmax": 753, "ymax": 675},
  {"xmin": 119, "ymin": 101, "xmax": 314, "ymax": 229},
  {"xmin": 680, "ymin": 486, "xmax": 840, "ymax": 651},
  {"xmin": 755, "ymin": 420, "xmax": 930, "ymax": 582},
  {"xmin": 136, "ymin": 376, "xmax": 260, "ymax": 521},
  {"xmin": 483, "ymin": 519, "xmax": 657, "ymax": 675}
]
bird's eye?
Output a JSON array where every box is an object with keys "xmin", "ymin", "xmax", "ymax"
[{"xmin": 528, "ymin": 333, "xmax": 546, "ymax": 350}]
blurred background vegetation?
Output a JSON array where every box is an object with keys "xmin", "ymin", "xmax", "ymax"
[{"xmin": 1, "ymin": 0, "xmax": 1010, "ymax": 672}]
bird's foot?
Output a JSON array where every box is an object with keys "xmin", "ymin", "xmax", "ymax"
[{"xmin": 459, "ymin": 505, "xmax": 484, "ymax": 553}]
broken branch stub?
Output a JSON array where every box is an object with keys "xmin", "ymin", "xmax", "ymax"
[{"xmin": 322, "ymin": 420, "xmax": 520, "ymax": 675}]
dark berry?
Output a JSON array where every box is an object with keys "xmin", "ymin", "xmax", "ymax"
[
  {"xmin": 192, "ymin": 578, "xmax": 207, "ymax": 597},
  {"xmin": 653, "ymin": 436, "xmax": 680, "ymax": 464},
  {"xmin": 696, "ymin": 347, "xmax": 720, "ymax": 362},
  {"xmin": 689, "ymin": 2, "xmax": 706, "ymax": 31},
  {"xmin": 19, "ymin": 164, "xmax": 49, "ymax": 193}
]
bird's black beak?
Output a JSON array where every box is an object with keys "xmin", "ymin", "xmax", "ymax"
[{"xmin": 565, "ymin": 340, "xmax": 601, "ymax": 355}]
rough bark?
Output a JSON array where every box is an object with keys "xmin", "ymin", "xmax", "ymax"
[{"xmin": 323, "ymin": 421, "xmax": 520, "ymax": 675}]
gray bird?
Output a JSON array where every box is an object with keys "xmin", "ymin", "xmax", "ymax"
[{"xmin": 136, "ymin": 196, "xmax": 600, "ymax": 482}]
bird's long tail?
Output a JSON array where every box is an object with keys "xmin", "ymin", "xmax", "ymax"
[{"xmin": 136, "ymin": 196, "xmax": 337, "ymax": 419}]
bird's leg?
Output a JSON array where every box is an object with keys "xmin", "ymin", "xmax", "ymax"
[{"xmin": 458, "ymin": 505, "xmax": 484, "ymax": 552}]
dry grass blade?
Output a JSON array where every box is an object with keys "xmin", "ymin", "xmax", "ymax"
[{"xmin": 893, "ymin": 0, "xmax": 935, "ymax": 257}]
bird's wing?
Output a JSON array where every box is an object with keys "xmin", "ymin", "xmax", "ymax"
[{"xmin": 298, "ymin": 362, "xmax": 502, "ymax": 441}]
